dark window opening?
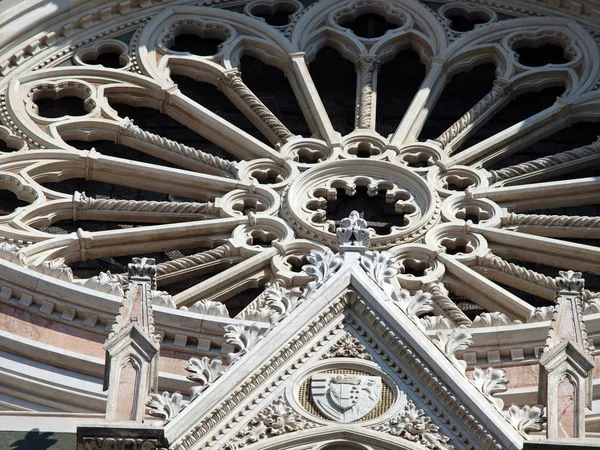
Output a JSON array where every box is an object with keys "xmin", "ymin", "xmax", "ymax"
[
  {"xmin": 488, "ymin": 121, "xmax": 600, "ymax": 170},
  {"xmin": 224, "ymin": 287, "xmax": 265, "ymax": 317},
  {"xmin": 0, "ymin": 190, "xmax": 28, "ymax": 215},
  {"xmin": 66, "ymin": 140, "xmax": 185, "ymax": 169},
  {"xmin": 340, "ymin": 13, "xmax": 399, "ymax": 39},
  {"xmin": 376, "ymin": 50, "xmax": 425, "ymax": 137},
  {"xmin": 85, "ymin": 52, "xmax": 124, "ymax": 68},
  {"xmin": 69, "ymin": 247, "xmax": 208, "ymax": 279},
  {"xmin": 0, "ymin": 140, "xmax": 18, "ymax": 152},
  {"xmin": 35, "ymin": 97, "xmax": 87, "ymax": 118},
  {"xmin": 447, "ymin": 14, "xmax": 487, "ymax": 32},
  {"xmin": 42, "ymin": 179, "xmax": 176, "ymax": 202},
  {"xmin": 240, "ymin": 55, "xmax": 311, "ymax": 136},
  {"xmin": 168, "ymin": 34, "xmax": 222, "ymax": 56},
  {"xmin": 516, "ymin": 44, "xmax": 569, "ymax": 67},
  {"xmin": 492, "ymin": 280, "xmax": 554, "ymax": 309},
  {"xmin": 320, "ymin": 186, "xmax": 406, "ymax": 235},
  {"xmin": 309, "ymin": 47, "xmax": 356, "ymax": 136},
  {"xmin": 418, "ymin": 63, "xmax": 496, "ymax": 141},
  {"xmin": 109, "ymin": 103, "xmax": 238, "ymax": 162},
  {"xmin": 459, "ymin": 86, "xmax": 564, "ymax": 152},
  {"xmin": 171, "ymin": 73, "xmax": 270, "ymax": 145},
  {"xmin": 252, "ymin": 5, "xmax": 297, "ymax": 26},
  {"xmin": 449, "ymin": 294, "xmax": 487, "ymax": 321}
]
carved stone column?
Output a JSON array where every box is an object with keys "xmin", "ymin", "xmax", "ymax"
[
  {"xmin": 539, "ymin": 271, "xmax": 593, "ymax": 439},
  {"xmin": 355, "ymin": 57, "xmax": 378, "ymax": 130},
  {"xmin": 218, "ymin": 69, "xmax": 293, "ymax": 143},
  {"xmin": 103, "ymin": 257, "xmax": 161, "ymax": 422}
]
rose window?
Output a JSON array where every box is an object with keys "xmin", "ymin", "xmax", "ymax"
[{"xmin": 1, "ymin": 0, "xmax": 600, "ymax": 418}]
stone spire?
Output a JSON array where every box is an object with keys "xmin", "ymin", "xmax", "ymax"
[
  {"xmin": 103, "ymin": 257, "xmax": 161, "ymax": 422},
  {"xmin": 539, "ymin": 270, "xmax": 593, "ymax": 439}
]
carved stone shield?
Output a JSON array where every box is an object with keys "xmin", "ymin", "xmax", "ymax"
[{"xmin": 311, "ymin": 373, "xmax": 381, "ymax": 422}]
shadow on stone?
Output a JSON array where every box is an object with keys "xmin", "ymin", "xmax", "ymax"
[{"xmin": 10, "ymin": 429, "xmax": 57, "ymax": 450}]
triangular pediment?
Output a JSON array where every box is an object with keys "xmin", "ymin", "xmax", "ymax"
[{"xmin": 164, "ymin": 250, "xmax": 524, "ymax": 450}]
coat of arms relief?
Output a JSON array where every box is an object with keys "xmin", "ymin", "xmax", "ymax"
[{"xmin": 311, "ymin": 373, "xmax": 382, "ymax": 422}]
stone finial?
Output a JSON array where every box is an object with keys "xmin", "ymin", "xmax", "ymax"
[
  {"xmin": 103, "ymin": 257, "xmax": 160, "ymax": 422},
  {"xmin": 539, "ymin": 271, "xmax": 593, "ymax": 439},
  {"xmin": 336, "ymin": 210, "xmax": 372, "ymax": 248},
  {"xmin": 545, "ymin": 272, "xmax": 589, "ymax": 353},
  {"xmin": 129, "ymin": 257, "xmax": 157, "ymax": 289},
  {"xmin": 555, "ymin": 270, "xmax": 584, "ymax": 293}
]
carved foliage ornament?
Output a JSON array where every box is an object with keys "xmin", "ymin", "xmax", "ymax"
[
  {"xmin": 432, "ymin": 325, "xmax": 473, "ymax": 375},
  {"xmin": 224, "ymin": 397, "xmax": 318, "ymax": 449},
  {"xmin": 302, "ymin": 248, "xmax": 343, "ymax": 293},
  {"xmin": 360, "ymin": 250, "xmax": 398, "ymax": 295},
  {"xmin": 322, "ymin": 332, "xmax": 373, "ymax": 360},
  {"xmin": 224, "ymin": 323, "xmax": 263, "ymax": 363},
  {"xmin": 373, "ymin": 392, "xmax": 454, "ymax": 449},
  {"xmin": 146, "ymin": 391, "xmax": 188, "ymax": 423},
  {"xmin": 471, "ymin": 367, "xmax": 509, "ymax": 411},
  {"xmin": 506, "ymin": 404, "xmax": 546, "ymax": 434},
  {"xmin": 185, "ymin": 356, "xmax": 223, "ymax": 399}
]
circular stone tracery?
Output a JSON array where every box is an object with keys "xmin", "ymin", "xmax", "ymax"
[{"xmin": 283, "ymin": 157, "xmax": 441, "ymax": 249}]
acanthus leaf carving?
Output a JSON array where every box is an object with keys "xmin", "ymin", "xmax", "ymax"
[
  {"xmin": 360, "ymin": 250, "xmax": 399, "ymax": 295},
  {"xmin": 81, "ymin": 271, "xmax": 124, "ymax": 297},
  {"xmin": 262, "ymin": 281, "xmax": 303, "ymax": 320},
  {"xmin": 152, "ymin": 290, "xmax": 176, "ymax": 308},
  {"xmin": 373, "ymin": 392, "xmax": 454, "ymax": 449},
  {"xmin": 420, "ymin": 315, "xmax": 454, "ymax": 330},
  {"xmin": 322, "ymin": 332, "xmax": 373, "ymax": 360},
  {"xmin": 584, "ymin": 298, "xmax": 600, "ymax": 315},
  {"xmin": 224, "ymin": 397, "xmax": 318, "ymax": 449},
  {"xmin": 237, "ymin": 307, "xmax": 274, "ymax": 323},
  {"xmin": 185, "ymin": 357, "xmax": 223, "ymax": 399},
  {"xmin": 146, "ymin": 391, "xmax": 188, "ymax": 424},
  {"xmin": 527, "ymin": 306, "xmax": 555, "ymax": 322},
  {"xmin": 224, "ymin": 323, "xmax": 263, "ymax": 363},
  {"xmin": 302, "ymin": 248, "xmax": 342, "ymax": 293},
  {"xmin": 432, "ymin": 325, "xmax": 473, "ymax": 375},
  {"xmin": 471, "ymin": 311, "xmax": 518, "ymax": 328},
  {"xmin": 32, "ymin": 259, "xmax": 74, "ymax": 281},
  {"xmin": 506, "ymin": 404, "xmax": 546, "ymax": 434},
  {"xmin": 391, "ymin": 288, "xmax": 434, "ymax": 320},
  {"xmin": 187, "ymin": 299, "xmax": 229, "ymax": 317},
  {"xmin": 0, "ymin": 242, "xmax": 27, "ymax": 265},
  {"xmin": 471, "ymin": 367, "xmax": 509, "ymax": 411}
]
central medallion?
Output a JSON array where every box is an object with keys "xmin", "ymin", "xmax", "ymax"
[
  {"xmin": 282, "ymin": 158, "xmax": 441, "ymax": 249},
  {"xmin": 311, "ymin": 373, "xmax": 382, "ymax": 422}
]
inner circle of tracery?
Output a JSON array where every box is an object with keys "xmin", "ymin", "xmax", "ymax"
[{"xmin": 2, "ymin": 0, "xmax": 600, "ymax": 352}]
